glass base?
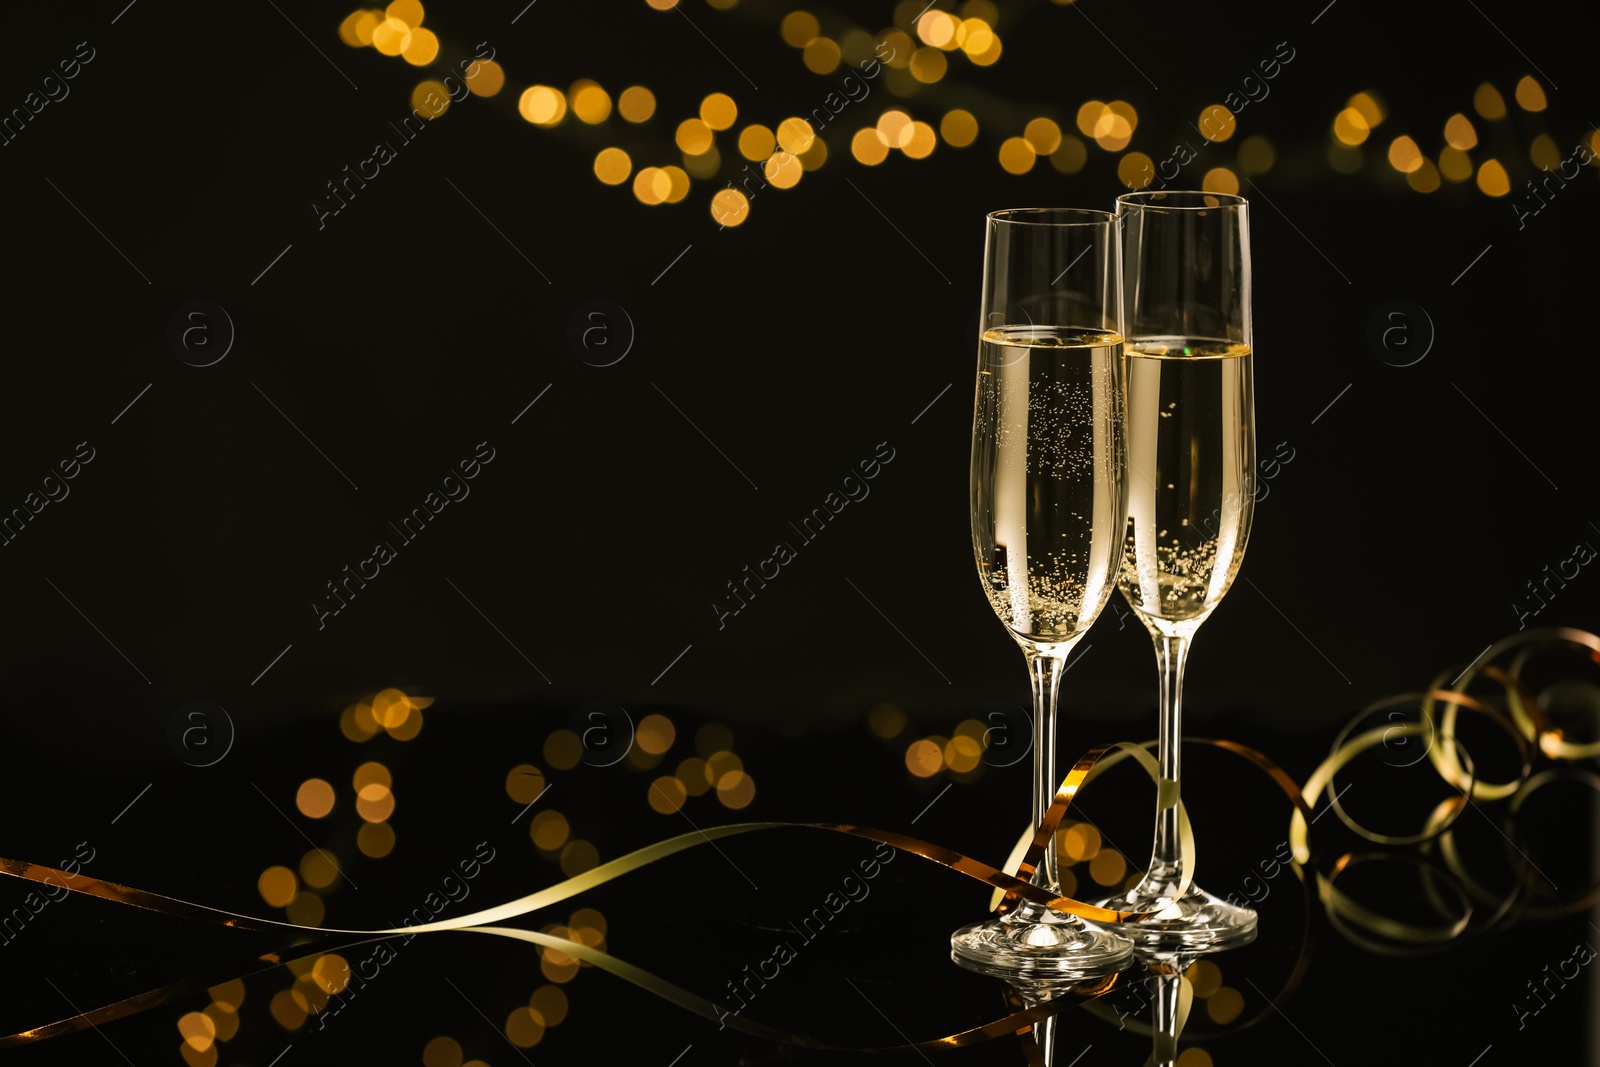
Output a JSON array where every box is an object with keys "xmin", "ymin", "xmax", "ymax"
[
  {"xmin": 1092, "ymin": 881, "xmax": 1258, "ymax": 954},
  {"xmin": 951, "ymin": 898, "xmax": 1135, "ymax": 981}
]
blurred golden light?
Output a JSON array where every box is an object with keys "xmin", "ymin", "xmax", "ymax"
[
  {"xmin": 643, "ymin": 777, "xmax": 681, "ymax": 819},
  {"xmin": 530, "ymin": 984, "xmax": 569, "ymax": 1026},
  {"xmin": 799, "ymin": 137, "xmax": 828, "ymax": 170},
  {"xmin": 1198, "ymin": 104, "xmax": 1235, "ymax": 142},
  {"xmin": 560, "ymin": 839, "xmax": 600, "ymax": 875},
  {"xmin": 942, "ymin": 735, "xmax": 980, "ymax": 772},
  {"xmin": 570, "ymin": 80, "xmax": 611, "ymax": 123},
  {"xmin": 902, "ymin": 121, "xmax": 936, "ymax": 159},
  {"xmin": 1406, "ymin": 157, "xmax": 1440, "ymax": 192},
  {"xmin": 1332, "ymin": 107, "xmax": 1370, "ymax": 145},
  {"xmin": 296, "ymin": 778, "xmax": 335, "ymax": 819},
  {"xmin": 962, "ymin": 0, "xmax": 999, "ymax": 19},
  {"xmin": 349, "ymin": 781, "xmax": 392, "ymax": 823},
  {"xmin": 388, "ymin": 706, "xmax": 423, "ymax": 741},
  {"xmin": 1177, "ymin": 1049, "xmax": 1214, "ymax": 1067},
  {"xmin": 312, "ymin": 954, "xmax": 351, "ymax": 994},
  {"xmin": 917, "ymin": 10, "xmax": 958, "ymax": 47},
  {"xmin": 1530, "ymin": 133, "xmax": 1561, "ymax": 170},
  {"xmin": 967, "ymin": 32, "xmax": 1002, "ymax": 65},
  {"xmin": 959, "ymin": 18, "xmax": 995, "ymax": 56},
  {"xmin": 1207, "ymin": 987, "xmax": 1245, "ymax": 1025},
  {"xmin": 879, "ymin": 28, "xmax": 914, "ymax": 68},
  {"xmin": 710, "ymin": 188, "xmax": 749, "ymax": 226},
  {"xmin": 300, "ymin": 849, "xmax": 342, "ymax": 890},
  {"xmin": 520, "ymin": 86, "xmax": 567, "ymax": 126},
  {"xmin": 372, "ymin": 17, "xmax": 410, "ymax": 56},
  {"xmin": 202, "ymin": 1002, "xmax": 238, "ymax": 1042},
  {"xmin": 1387, "ymin": 135, "xmax": 1422, "ymax": 173},
  {"xmin": 909, "ymin": 47, "xmax": 948, "ymax": 82},
  {"xmin": 357, "ymin": 820, "xmax": 395, "ymax": 858},
  {"xmin": 700, "ymin": 92, "xmax": 737, "ymax": 130},
  {"xmin": 209, "ymin": 979, "xmax": 246, "ymax": 1010},
  {"xmin": 1474, "ymin": 82, "xmax": 1506, "ymax": 120},
  {"xmin": 466, "ymin": 59, "xmax": 504, "ymax": 97},
  {"xmin": 339, "ymin": 10, "xmax": 380, "ymax": 47},
  {"xmin": 1237, "ymin": 134, "xmax": 1275, "ymax": 173},
  {"xmin": 998, "ymin": 136, "xmax": 1037, "ymax": 173},
  {"xmin": 286, "ymin": 891, "xmax": 324, "ymax": 927},
  {"xmin": 258, "ymin": 866, "xmax": 297, "ymax": 908},
  {"xmin": 423, "ymin": 1036, "xmax": 463, "ymax": 1067},
  {"xmin": 1444, "ymin": 113, "xmax": 1477, "ymax": 150},
  {"xmin": 877, "ymin": 109, "xmax": 913, "ymax": 148},
  {"xmin": 1476, "ymin": 158, "xmax": 1510, "ymax": 196},
  {"xmin": 696, "ymin": 722, "xmax": 734, "ymax": 756},
  {"xmin": 368, "ymin": 689, "xmax": 407, "ymax": 727},
  {"xmin": 411, "ymin": 80, "xmax": 449, "ymax": 118},
  {"xmin": 717, "ymin": 771, "xmax": 757, "ymax": 809},
  {"xmin": 598, "ymin": 146, "xmax": 633, "ymax": 185},
  {"xmin": 781, "ymin": 11, "xmax": 819, "ymax": 47},
  {"xmin": 677, "ymin": 756, "xmax": 712, "ymax": 794},
  {"xmin": 905, "ymin": 738, "xmax": 943, "ymax": 776},
  {"xmin": 804, "ymin": 37, "xmax": 842, "ymax": 74},
  {"xmin": 1060, "ymin": 822, "xmax": 1101, "ymax": 862},
  {"xmin": 636, "ymin": 713, "xmax": 676, "ymax": 754},
  {"xmin": 402, "ymin": 27, "xmax": 438, "ymax": 65},
  {"xmin": 1187, "ymin": 959, "xmax": 1222, "ymax": 997},
  {"xmin": 1093, "ymin": 111, "xmax": 1133, "ymax": 151},
  {"xmin": 662, "ymin": 165, "xmax": 690, "ymax": 203},
  {"xmin": 618, "ymin": 86, "xmax": 656, "ymax": 123},
  {"xmin": 1024, "ymin": 117, "xmax": 1062, "ymax": 155},
  {"xmin": 505, "ymin": 1006, "xmax": 545, "ymax": 1048},
  {"xmin": 386, "ymin": 0, "xmax": 424, "ymax": 25},
  {"xmin": 675, "ymin": 118, "xmax": 714, "ymax": 155},
  {"xmin": 739, "ymin": 124, "xmax": 775, "ymax": 160},
  {"xmin": 1515, "ymin": 75, "xmax": 1547, "ymax": 111},
  {"xmin": 1075, "ymin": 100, "xmax": 1106, "ymax": 136},
  {"xmin": 178, "ymin": 1011, "xmax": 216, "ymax": 1052},
  {"xmin": 939, "ymin": 109, "xmax": 978, "ymax": 148},
  {"xmin": 531, "ymin": 809, "xmax": 571, "ymax": 850},
  {"xmin": 270, "ymin": 989, "xmax": 306, "ymax": 1031},
  {"xmin": 1117, "ymin": 151, "xmax": 1154, "ymax": 189},
  {"xmin": 1051, "ymin": 136, "xmax": 1087, "ymax": 174},
  {"xmin": 1089, "ymin": 849, "xmax": 1127, "ymax": 885},
  {"xmin": 1106, "ymin": 100, "xmax": 1138, "ymax": 132},
  {"xmin": 1346, "ymin": 91, "xmax": 1384, "ymax": 128},
  {"xmin": 645, "ymin": 0, "xmax": 680, "ymax": 9},
  {"xmin": 543, "ymin": 728, "xmax": 582, "ymax": 768},
  {"xmin": 504, "ymin": 764, "xmax": 547, "ymax": 803},
  {"xmin": 703, "ymin": 750, "xmax": 743, "ymax": 787},
  {"xmin": 540, "ymin": 951, "xmax": 580, "ymax": 984},
  {"xmin": 776, "ymin": 117, "xmax": 816, "ymax": 154},
  {"xmin": 852, "ymin": 128, "xmax": 890, "ymax": 164},
  {"xmin": 348, "ymin": 762, "xmax": 388, "ymax": 793},
  {"xmin": 1439, "ymin": 146, "xmax": 1473, "ymax": 182},
  {"xmin": 339, "ymin": 702, "xmax": 376, "ymax": 742}
]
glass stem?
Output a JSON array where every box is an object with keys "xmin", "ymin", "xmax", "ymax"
[
  {"xmin": 1151, "ymin": 972, "xmax": 1181, "ymax": 1066},
  {"xmin": 1026, "ymin": 649, "xmax": 1068, "ymax": 891},
  {"xmin": 1146, "ymin": 633, "xmax": 1189, "ymax": 894}
]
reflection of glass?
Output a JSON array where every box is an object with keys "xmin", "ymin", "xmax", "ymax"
[
  {"xmin": 1094, "ymin": 191, "xmax": 1259, "ymax": 953},
  {"xmin": 951, "ymin": 209, "xmax": 1132, "ymax": 984}
]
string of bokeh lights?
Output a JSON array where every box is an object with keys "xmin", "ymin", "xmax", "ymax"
[{"xmin": 335, "ymin": 0, "xmax": 1593, "ymax": 233}]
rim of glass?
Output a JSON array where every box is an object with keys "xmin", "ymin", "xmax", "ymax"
[
  {"xmin": 1117, "ymin": 190, "xmax": 1247, "ymax": 211},
  {"xmin": 987, "ymin": 207, "xmax": 1117, "ymax": 227}
]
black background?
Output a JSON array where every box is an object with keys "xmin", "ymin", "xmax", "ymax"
[{"xmin": 0, "ymin": 0, "xmax": 1596, "ymax": 1064}]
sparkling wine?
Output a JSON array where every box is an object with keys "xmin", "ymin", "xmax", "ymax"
[
  {"xmin": 971, "ymin": 325, "xmax": 1126, "ymax": 644},
  {"xmin": 1118, "ymin": 337, "xmax": 1255, "ymax": 624}
]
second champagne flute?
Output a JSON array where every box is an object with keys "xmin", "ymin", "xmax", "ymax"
[{"xmin": 1094, "ymin": 190, "xmax": 1258, "ymax": 952}]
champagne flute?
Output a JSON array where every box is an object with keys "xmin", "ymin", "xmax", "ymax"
[
  {"xmin": 951, "ymin": 208, "xmax": 1133, "ymax": 982},
  {"xmin": 1093, "ymin": 190, "xmax": 1258, "ymax": 952}
]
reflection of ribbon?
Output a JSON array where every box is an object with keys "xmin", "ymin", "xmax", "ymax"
[{"xmin": 3, "ymin": 627, "xmax": 1593, "ymax": 1050}]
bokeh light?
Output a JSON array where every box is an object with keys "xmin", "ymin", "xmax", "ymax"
[
  {"xmin": 739, "ymin": 124, "xmax": 775, "ymax": 160},
  {"xmin": 296, "ymin": 779, "xmax": 335, "ymax": 818},
  {"xmin": 711, "ymin": 188, "xmax": 749, "ymax": 226},
  {"xmin": 852, "ymin": 128, "xmax": 890, "ymax": 165},
  {"xmin": 1117, "ymin": 152, "xmax": 1153, "ymax": 189},
  {"xmin": 780, "ymin": 11, "xmax": 819, "ymax": 47},
  {"xmin": 519, "ymin": 86, "xmax": 567, "ymax": 126},
  {"xmin": 571, "ymin": 80, "xmax": 611, "ymax": 123},
  {"xmin": 258, "ymin": 866, "xmax": 297, "ymax": 908},
  {"xmin": 594, "ymin": 147, "xmax": 632, "ymax": 185},
  {"xmin": 998, "ymin": 136, "xmax": 1036, "ymax": 174},
  {"xmin": 1474, "ymin": 82, "xmax": 1506, "ymax": 120},
  {"xmin": 1237, "ymin": 135, "xmax": 1275, "ymax": 173},
  {"xmin": 1024, "ymin": 117, "xmax": 1062, "ymax": 155},
  {"xmin": 1444, "ymin": 113, "xmax": 1478, "ymax": 150},
  {"xmin": 1332, "ymin": 108, "xmax": 1370, "ymax": 146},
  {"xmin": 1387, "ymin": 135, "xmax": 1422, "ymax": 173},
  {"xmin": 465, "ymin": 59, "xmax": 504, "ymax": 97},
  {"xmin": 805, "ymin": 37, "xmax": 842, "ymax": 74},
  {"xmin": 618, "ymin": 86, "xmax": 656, "ymax": 123},
  {"xmin": 940, "ymin": 109, "xmax": 978, "ymax": 148},
  {"xmin": 1514, "ymin": 75, "xmax": 1547, "ymax": 112},
  {"xmin": 700, "ymin": 93, "xmax": 738, "ymax": 130},
  {"xmin": 905, "ymin": 738, "xmax": 943, "ymax": 775},
  {"xmin": 1476, "ymin": 158, "xmax": 1510, "ymax": 196}
]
